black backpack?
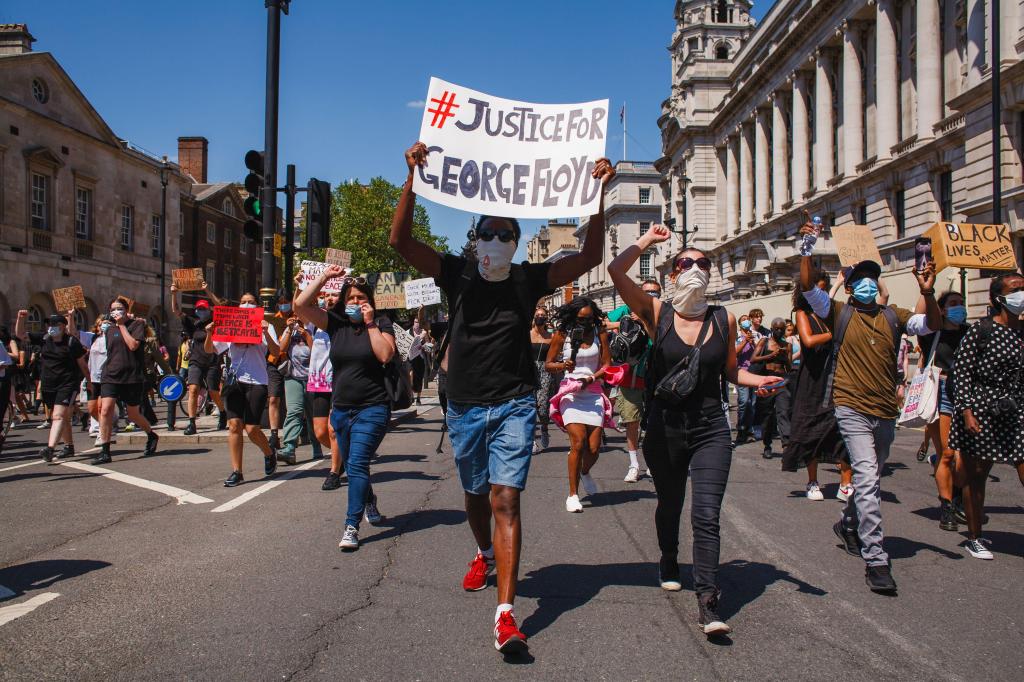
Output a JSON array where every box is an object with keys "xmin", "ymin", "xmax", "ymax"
[{"xmin": 610, "ymin": 315, "xmax": 648, "ymax": 365}]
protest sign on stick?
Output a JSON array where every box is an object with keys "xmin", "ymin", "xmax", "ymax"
[
  {"xmin": 924, "ymin": 222, "xmax": 1016, "ymax": 272},
  {"xmin": 298, "ymin": 260, "xmax": 346, "ymax": 294},
  {"xmin": 366, "ymin": 272, "xmax": 410, "ymax": 309},
  {"xmin": 324, "ymin": 248, "xmax": 352, "ymax": 269},
  {"xmin": 52, "ymin": 285, "xmax": 86, "ymax": 311},
  {"xmin": 172, "ymin": 268, "xmax": 205, "ymax": 291},
  {"xmin": 404, "ymin": 277, "xmax": 442, "ymax": 308},
  {"xmin": 211, "ymin": 306, "xmax": 264, "ymax": 344},
  {"xmin": 413, "ymin": 76, "xmax": 609, "ymax": 218},
  {"xmin": 831, "ymin": 225, "xmax": 882, "ymax": 267}
]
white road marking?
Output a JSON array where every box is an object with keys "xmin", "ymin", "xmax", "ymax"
[
  {"xmin": 59, "ymin": 461, "xmax": 213, "ymax": 505},
  {"xmin": 0, "ymin": 460, "xmax": 42, "ymax": 473},
  {"xmin": 211, "ymin": 458, "xmax": 324, "ymax": 513},
  {"xmin": 0, "ymin": 592, "xmax": 60, "ymax": 626}
]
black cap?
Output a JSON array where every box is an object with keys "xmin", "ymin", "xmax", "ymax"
[
  {"xmin": 847, "ymin": 260, "xmax": 882, "ymax": 283},
  {"xmin": 45, "ymin": 313, "xmax": 67, "ymax": 326}
]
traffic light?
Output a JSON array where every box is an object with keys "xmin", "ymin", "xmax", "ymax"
[
  {"xmin": 243, "ymin": 149, "xmax": 264, "ymax": 243},
  {"xmin": 306, "ymin": 178, "xmax": 331, "ymax": 253}
]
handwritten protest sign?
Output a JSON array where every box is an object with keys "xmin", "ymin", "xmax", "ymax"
[
  {"xmin": 413, "ymin": 77, "xmax": 609, "ymax": 218},
  {"xmin": 831, "ymin": 225, "xmax": 882, "ymax": 267},
  {"xmin": 211, "ymin": 306, "xmax": 264, "ymax": 344},
  {"xmin": 404, "ymin": 277, "xmax": 442, "ymax": 308},
  {"xmin": 325, "ymin": 248, "xmax": 352, "ymax": 269},
  {"xmin": 52, "ymin": 285, "xmax": 86, "ymax": 311},
  {"xmin": 366, "ymin": 272, "xmax": 410, "ymax": 309},
  {"xmin": 172, "ymin": 268, "xmax": 205, "ymax": 291},
  {"xmin": 298, "ymin": 260, "xmax": 346, "ymax": 294},
  {"xmin": 924, "ymin": 222, "xmax": 1016, "ymax": 272},
  {"xmin": 393, "ymin": 323, "xmax": 413, "ymax": 361}
]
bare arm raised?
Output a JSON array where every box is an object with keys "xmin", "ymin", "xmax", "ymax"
[{"xmin": 389, "ymin": 142, "xmax": 442, "ymax": 278}]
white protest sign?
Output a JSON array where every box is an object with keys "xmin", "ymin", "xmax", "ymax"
[
  {"xmin": 298, "ymin": 260, "xmax": 346, "ymax": 294},
  {"xmin": 404, "ymin": 277, "xmax": 442, "ymax": 308},
  {"xmin": 413, "ymin": 77, "xmax": 609, "ymax": 219},
  {"xmin": 393, "ymin": 323, "xmax": 413, "ymax": 362}
]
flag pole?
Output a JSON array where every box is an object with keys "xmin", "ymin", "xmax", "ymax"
[{"xmin": 622, "ymin": 102, "xmax": 627, "ymax": 160}]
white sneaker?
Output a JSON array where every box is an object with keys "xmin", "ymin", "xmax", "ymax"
[
  {"xmin": 806, "ymin": 482, "xmax": 824, "ymax": 501},
  {"xmin": 36, "ymin": 421, "xmax": 50, "ymax": 430},
  {"xmin": 338, "ymin": 524, "xmax": 359, "ymax": 551},
  {"xmin": 624, "ymin": 466, "xmax": 640, "ymax": 483},
  {"xmin": 964, "ymin": 538, "xmax": 993, "ymax": 560},
  {"xmin": 580, "ymin": 473, "xmax": 598, "ymax": 496},
  {"xmin": 565, "ymin": 495, "xmax": 583, "ymax": 513},
  {"xmin": 836, "ymin": 484, "xmax": 853, "ymax": 503},
  {"xmin": 643, "ymin": 469, "xmax": 652, "ymax": 480},
  {"xmin": 532, "ymin": 440, "xmax": 541, "ymax": 454}
]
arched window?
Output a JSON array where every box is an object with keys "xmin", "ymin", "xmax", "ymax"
[
  {"xmin": 716, "ymin": 0, "xmax": 729, "ymax": 23},
  {"xmin": 715, "ymin": 42, "xmax": 730, "ymax": 60},
  {"xmin": 27, "ymin": 306, "xmax": 43, "ymax": 334},
  {"xmin": 72, "ymin": 309, "xmax": 87, "ymax": 331}
]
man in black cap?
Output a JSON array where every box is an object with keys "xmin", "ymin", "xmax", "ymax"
[{"xmin": 799, "ymin": 225, "xmax": 941, "ymax": 595}]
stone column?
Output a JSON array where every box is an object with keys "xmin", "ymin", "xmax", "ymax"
[
  {"xmin": 727, "ymin": 135, "xmax": 739, "ymax": 234},
  {"xmin": 791, "ymin": 71, "xmax": 811, "ymax": 200},
  {"xmin": 875, "ymin": 0, "xmax": 898, "ymax": 159},
  {"xmin": 916, "ymin": 0, "xmax": 942, "ymax": 138},
  {"xmin": 771, "ymin": 92, "xmax": 789, "ymax": 215},
  {"xmin": 966, "ymin": 0, "xmax": 986, "ymax": 88},
  {"xmin": 814, "ymin": 49, "xmax": 834, "ymax": 190},
  {"xmin": 739, "ymin": 121, "xmax": 754, "ymax": 230},
  {"xmin": 755, "ymin": 107, "xmax": 770, "ymax": 222},
  {"xmin": 842, "ymin": 21, "xmax": 864, "ymax": 176}
]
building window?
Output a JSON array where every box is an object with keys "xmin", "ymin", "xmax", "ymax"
[
  {"xmin": 938, "ymin": 170, "xmax": 953, "ymax": 220},
  {"xmin": 224, "ymin": 227, "xmax": 232, "ymax": 250},
  {"xmin": 121, "ymin": 205, "xmax": 134, "ymax": 250},
  {"xmin": 716, "ymin": 0, "xmax": 728, "ymax": 22},
  {"xmin": 640, "ymin": 253, "xmax": 652, "ymax": 279},
  {"xmin": 31, "ymin": 172, "xmax": 49, "ymax": 230},
  {"xmin": 687, "ymin": 37, "xmax": 699, "ymax": 56},
  {"xmin": 27, "ymin": 306, "xmax": 43, "ymax": 333},
  {"xmin": 206, "ymin": 221, "xmax": 217, "ymax": 244},
  {"xmin": 222, "ymin": 198, "xmax": 235, "ymax": 217},
  {"xmin": 639, "ymin": 187, "xmax": 651, "ymax": 204},
  {"xmin": 639, "ymin": 221, "xmax": 650, "ymax": 236},
  {"xmin": 206, "ymin": 259, "xmax": 218, "ymax": 291},
  {"xmin": 715, "ymin": 43, "xmax": 730, "ymax": 60},
  {"xmin": 894, "ymin": 189, "xmax": 906, "ymax": 239},
  {"xmin": 239, "ymin": 268, "xmax": 248, "ymax": 293},
  {"xmin": 151, "ymin": 214, "xmax": 162, "ymax": 257},
  {"xmin": 224, "ymin": 265, "xmax": 235, "ymax": 301},
  {"xmin": 31, "ymin": 78, "xmax": 49, "ymax": 103},
  {"xmin": 179, "ymin": 211, "xmax": 184, "ymax": 239},
  {"xmin": 239, "ymin": 235, "xmax": 247, "ymax": 255},
  {"xmin": 856, "ymin": 203, "xmax": 867, "ymax": 225},
  {"xmin": 75, "ymin": 187, "xmax": 92, "ymax": 239}
]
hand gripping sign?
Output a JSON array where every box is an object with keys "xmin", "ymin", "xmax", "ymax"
[{"xmin": 413, "ymin": 77, "xmax": 609, "ymax": 219}]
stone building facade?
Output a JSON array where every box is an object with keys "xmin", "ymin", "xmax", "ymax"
[
  {"xmin": 526, "ymin": 219, "xmax": 580, "ymax": 263},
  {"xmin": 0, "ymin": 24, "xmax": 189, "ymax": 332},
  {"xmin": 658, "ymin": 0, "xmax": 1024, "ymax": 321}
]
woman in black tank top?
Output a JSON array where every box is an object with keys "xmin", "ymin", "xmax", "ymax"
[{"xmin": 609, "ymin": 226, "xmax": 779, "ymax": 637}]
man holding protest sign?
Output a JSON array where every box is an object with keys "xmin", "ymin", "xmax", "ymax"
[{"xmin": 391, "ymin": 139, "xmax": 614, "ymax": 655}]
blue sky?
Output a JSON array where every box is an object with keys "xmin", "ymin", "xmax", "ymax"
[{"xmin": 3, "ymin": 0, "xmax": 770, "ymax": 259}]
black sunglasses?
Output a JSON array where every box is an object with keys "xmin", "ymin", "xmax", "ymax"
[
  {"xmin": 477, "ymin": 228, "xmax": 516, "ymax": 243},
  {"xmin": 674, "ymin": 256, "xmax": 712, "ymax": 272}
]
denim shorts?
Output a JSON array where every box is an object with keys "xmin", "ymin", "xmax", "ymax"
[
  {"xmin": 938, "ymin": 376, "xmax": 953, "ymax": 416},
  {"xmin": 447, "ymin": 394, "xmax": 536, "ymax": 495}
]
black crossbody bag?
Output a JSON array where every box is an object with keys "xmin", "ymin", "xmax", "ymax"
[{"xmin": 652, "ymin": 308, "xmax": 716, "ymax": 408}]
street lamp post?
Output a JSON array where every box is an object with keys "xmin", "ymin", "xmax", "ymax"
[{"xmin": 159, "ymin": 157, "xmax": 169, "ymax": 342}]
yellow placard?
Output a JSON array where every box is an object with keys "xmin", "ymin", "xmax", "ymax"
[
  {"xmin": 924, "ymin": 222, "xmax": 1016, "ymax": 272},
  {"xmin": 52, "ymin": 285, "xmax": 86, "ymax": 311}
]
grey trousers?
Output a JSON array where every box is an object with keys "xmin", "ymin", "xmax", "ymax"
[{"xmin": 834, "ymin": 405, "xmax": 895, "ymax": 566}]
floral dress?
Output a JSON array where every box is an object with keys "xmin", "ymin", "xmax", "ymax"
[{"xmin": 949, "ymin": 319, "xmax": 1024, "ymax": 464}]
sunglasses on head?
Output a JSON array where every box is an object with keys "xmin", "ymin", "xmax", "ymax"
[
  {"xmin": 674, "ymin": 256, "xmax": 712, "ymax": 272},
  {"xmin": 343, "ymin": 276, "xmax": 367, "ymax": 285},
  {"xmin": 477, "ymin": 228, "xmax": 516, "ymax": 243}
]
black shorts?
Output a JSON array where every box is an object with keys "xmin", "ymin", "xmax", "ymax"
[
  {"xmin": 100, "ymin": 382, "xmax": 144, "ymax": 407},
  {"xmin": 266, "ymin": 364, "xmax": 285, "ymax": 398},
  {"xmin": 86, "ymin": 381, "xmax": 102, "ymax": 401},
  {"xmin": 186, "ymin": 363, "xmax": 222, "ymax": 390},
  {"xmin": 225, "ymin": 383, "xmax": 268, "ymax": 426},
  {"xmin": 310, "ymin": 391, "xmax": 331, "ymax": 418},
  {"xmin": 42, "ymin": 385, "xmax": 77, "ymax": 409}
]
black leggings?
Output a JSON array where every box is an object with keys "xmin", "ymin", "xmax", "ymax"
[
  {"xmin": 642, "ymin": 402, "xmax": 733, "ymax": 597},
  {"xmin": 411, "ymin": 356, "xmax": 426, "ymax": 393}
]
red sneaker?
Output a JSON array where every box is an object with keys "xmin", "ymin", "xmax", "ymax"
[
  {"xmin": 493, "ymin": 610, "xmax": 528, "ymax": 654},
  {"xmin": 462, "ymin": 551, "xmax": 494, "ymax": 591}
]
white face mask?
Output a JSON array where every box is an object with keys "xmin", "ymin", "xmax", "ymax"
[
  {"xmin": 671, "ymin": 266, "xmax": 710, "ymax": 317},
  {"xmin": 1001, "ymin": 291, "xmax": 1024, "ymax": 316},
  {"xmin": 476, "ymin": 238, "xmax": 517, "ymax": 282},
  {"xmin": 239, "ymin": 303, "xmax": 257, "ymax": 309}
]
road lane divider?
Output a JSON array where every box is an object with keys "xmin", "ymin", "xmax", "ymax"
[
  {"xmin": 211, "ymin": 458, "xmax": 324, "ymax": 513},
  {"xmin": 59, "ymin": 461, "xmax": 213, "ymax": 505},
  {"xmin": 0, "ymin": 592, "xmax": 60, "ymax": 627}
]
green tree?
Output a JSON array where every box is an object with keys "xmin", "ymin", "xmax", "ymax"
[{"xmin": 312, "ymin": 176, "xmax": 448, "ymax": 275}]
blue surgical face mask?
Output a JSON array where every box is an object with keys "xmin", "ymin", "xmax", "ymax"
[
  {"xmin": 344, "ymin": 304, "xmax": 362, "ymax": 322},
  {"xmin": 318, "ymin": 299, "xmax": 327, "ymax": 310},
  {"xmin": 100, "ymin": 322, "xmax": 111, "ymax": 333},
  {"xmin": 740, "ymin": 320, "xmax": 752, "ymax": 330},
  {"xmin": 47, "ymin": 326, "xmax": 62, "ymax": 338},
  {"xmin": 279, "ymin": 303, "xmax": 291, "ymax": 313},
  {"xmin": 851, "ymin": 278, "xmax": 879, "ymax": 305},
  {"xmin": 946, "ymin": 305, "xmax": 967, "ymax": 325}
]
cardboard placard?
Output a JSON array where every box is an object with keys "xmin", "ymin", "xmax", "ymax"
[
  {"xmin": 172, "ymin": 267, "xmax": 205, "ymax": 291},
  {"xmin": 52, "ymin": 285, "xmax": 86, "ymax": 311},
  {"xmin": 830, "ymin": 224, "xmax": 882, "ymax": 267},
  {"xmin": 413, "ymin": 76, "xmax": 609, "ymax": 218},
  {"xmin": 404, "ymin": 277, "xmax": 442, "ymax": 308},
  {"xmin": 366, "ymin": 272, "xmax": 410, "ymax": 310},
  {"xmin": 324, "ymin": 248, "xmax": 352, "ymax": 269},
  {"xmin": 211, "ymin": 306, "xmax": 264, "ymax": 344},
  {"xmin": 924, "ymin": 222, "xmax": 1016, "ymax": 272},
  {"xmin": 393, "ymin": 322, "xmax": 413, "ymax": 361},
  {"xmin": 298, "ymin": 260, "xmax": 346, "ymax": 294}
]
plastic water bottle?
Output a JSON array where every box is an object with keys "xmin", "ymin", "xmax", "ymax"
[{"xmin": 799, "ymin": 216, "xmax": 821, "ymax": 257}]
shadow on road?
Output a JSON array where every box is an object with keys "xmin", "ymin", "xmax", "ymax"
[
  {"xmin": 885, "ymin": 536, "xmax": 962, "ymax": 560},
  {"xmin": 372, "ymin": 470, "xmax": 441, "ymax": 484},
  {"xmin": 0, "ymin": 559, "xmax": 111, "ymax": 601},
  {"xmin": 360, "ymin": 508, "xmax": 465, "ymax": 546},
  {"xmin": 373, "ymin": 453, "xmax": 429, "ymax": 465}
]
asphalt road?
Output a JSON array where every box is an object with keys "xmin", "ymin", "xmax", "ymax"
[{"xmin": 0, "ymin": 401, "xmax": 1022, "ymax": 681}]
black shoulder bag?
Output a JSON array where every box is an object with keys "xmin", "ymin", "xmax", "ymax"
[{"xmin": 652, "ymin": 307, "xmax": 716, "ymax": 408}]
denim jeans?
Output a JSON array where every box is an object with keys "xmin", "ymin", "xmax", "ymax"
[
  {"xmin": 834, "ymin": 405, "xmax": 895, "ymax": 566},
  {"xmin": 330, "ymin": 403, "xmax": 390, "ymax": 529},
  {"xmin": 736, "ymin": 386, "xmax": 756, "ymax": 434},
  {"xmin": 447, "ymin": 394, "xmax": 535, "ymax": 494}
]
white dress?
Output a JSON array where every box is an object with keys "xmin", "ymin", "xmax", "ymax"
[{"xmin": 558, "ymin": 336, "xmax": 604, "ymax": 427}]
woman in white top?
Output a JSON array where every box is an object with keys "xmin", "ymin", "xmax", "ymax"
[
  {"xmin": 545, "ymin": 297, "xmax": 611, "ymax": 512},
  {"xmin": 85, "ymin": 316, "xmax": 109, "ymax": 439},
  {"xmin": 308, "ymin": 288, "xmax": 346, "ymax": 492},
  {"xmin": 205, "ymin": 292, "xmax": 280, "ymax": 487}
]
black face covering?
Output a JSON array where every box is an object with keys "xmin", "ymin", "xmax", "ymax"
[
  {"xmin": 534, "ymin": 316, "xmax": 547, "ymax": 327},
  {"xmin": 195, "ymin": 310, "xmax": 212, "ymax": 322},
  {"xmin": 772, "ymin": 329, "xmax": 785, "ymax": 340}
]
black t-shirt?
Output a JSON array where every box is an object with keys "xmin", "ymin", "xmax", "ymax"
[
  {"xmin": 326, "ymin": 309, "xmax": 395, "ymax": 408},
  {"xmin": 437, "ymin": 254, "xmax": 554, "ymax": 404},
  {"xmin": 919, "ymin": 325, "xmax": 968, "ymax": 373},
  {"xmin": 101, "ymin": 318, "xmax": 147, "ymax": 384},
  {"xmin": 27, "ymin": 332, "xmax": 85, "ymax": 391},
  {"xmin": 182, "ymin": 313, "xmax": 216, "ymax": 366}
]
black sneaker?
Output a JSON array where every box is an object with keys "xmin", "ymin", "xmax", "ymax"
[
  {"xmin": 183, "ymin": 421, "xmax": 197, "ymax": 436},
  {"xmin": 952, "ymin": 496, "xmax": 968, "ymax": 524},
  {"xmin": 57, "ymin": 444, "xmax": 75, "ymax": 460},
  {"xmin": 659, "ymin": 555, "xmax": 682, "ymax": 591},
  {"xmin": 833, "ymin": 521, "xmax": 861, "ymax": 557},
  {"xmin": 762, "ymin": 445, "xmax": 772, "ymax": 460},
  {"xmin": 696, "ymin": 592, "xmax": 731, "ymax": 635},
  {"xmin": 90, "ymin": 451, "xmax": 112, "ymax": 465},
  {"xmin": 865, "ymin": 564, "xmax": 897, "ymax": 594},
  {"xmin": 264, "ymin": 449, "xmax": 278, "ymax": 477},
  {"xmin": 143, "ymin": 432, "xmax": 159, "ymax": 457},
  {"xmin": 279, "ymin": 450, "xmax": 296, "ymax": 466},
  {"xmin": 224, "ymin": 470, "xmax": 244, "ymax": 487},
  {"xmin": 217, "ymin": 412, "xmax": 228, "ymax": 430},
  {"xmin": 939, "ymin": 498, "xmax": 958, "ymax": 532},
  {"xmin": 321, "ymin": 471, "xmax": 342, "ymax": 491},
  {"xmin": 269, "ymin": 431, "xmax": 280, "ymax": 450},
  {"xmin": 39, "ymin": 446, "xmax": 54, "ymax": 464}
]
